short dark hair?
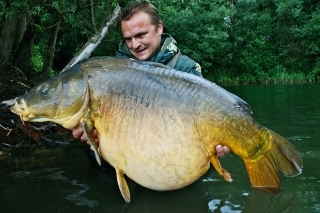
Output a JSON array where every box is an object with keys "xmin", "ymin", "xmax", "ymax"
[{"xmin": 120, "ymin": 1, "xmax": 162, "ymax": 27}]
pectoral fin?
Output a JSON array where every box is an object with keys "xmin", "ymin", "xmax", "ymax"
[
  {"xmin": 115, "ymin": 168, "xmax": 131, "ymax": 202},
  {"xmin": 210, "ymin": 156, "xmax": 233, "ymax": 182},
  {"xmin": 82, "ymin": 119, "xmax": 101, "ymax": 166}
]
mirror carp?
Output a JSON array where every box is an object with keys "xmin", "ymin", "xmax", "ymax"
[{"xmin": 6, "ymin": 57, "xmax": 303, "ymax": 202}]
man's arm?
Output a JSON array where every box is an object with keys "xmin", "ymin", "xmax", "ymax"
[
  {"xmin": 172, "ymin": 54, "xmax": 202, "ymax": 77},
  {"xmin": 188, "ymin": 62, "xmax": 202, "ymax": 77}
]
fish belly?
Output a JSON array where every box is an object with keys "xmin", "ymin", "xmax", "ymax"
[
  {"xmin": 100, "ymin": 135, "xmax": 210, "ymax": 190},
  {"xmin": 96, "ymin": 100, "xmax": 211, "ymax": 190}
]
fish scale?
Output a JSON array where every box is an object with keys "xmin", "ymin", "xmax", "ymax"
[{"xmin": 5, "ymin": 56, "xmax": 303, "ymax": 203}]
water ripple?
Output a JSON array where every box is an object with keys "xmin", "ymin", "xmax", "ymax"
[
  {"xmin": 208, "ymin": 199, "xmax": 242, "ymax": 213},
  {"xmin": 10, "ymin": 167, "xmax": 98, "ymax": 208}
]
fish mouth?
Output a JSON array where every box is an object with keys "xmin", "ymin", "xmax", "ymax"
[
  {"xmin": 0, "ymin": 97, "xmax": 27, "ymax": 119},
  {"xmin": 10, "ymin": 98, "xmax": 34, "ymax": 122}
]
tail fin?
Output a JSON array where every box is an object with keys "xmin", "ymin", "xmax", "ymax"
[{"xmin": 244, "ymin": 130, "xmax": 303, "ymax": 188}]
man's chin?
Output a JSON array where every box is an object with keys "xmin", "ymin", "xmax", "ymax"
[
  {"xmin": 133, "ymin": 51, "xmax": 150, "ymax": 61},
  {"xmin": 133, "ymin": 53, "xmax": 148, "ymax": 60}
]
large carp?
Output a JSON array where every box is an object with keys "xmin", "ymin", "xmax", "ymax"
[{"xmin": 5, "ymin": 57, "xmax": 302, "ymax": 202}]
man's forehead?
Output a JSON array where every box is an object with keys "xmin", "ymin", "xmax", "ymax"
[
  {"xmin": 121, "ymin": 12, "xmax": 155, "ymax": 37},
  {"xmin": 121, "ymin": 11, "xmax": 152, "ymax": 27}
]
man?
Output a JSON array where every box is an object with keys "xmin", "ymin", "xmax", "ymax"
[
  {"xmin": 73, "ymin": 1, "xmax": 230, "ymax": 164},
  {"xmin": 115, "ymin": 2, "xmax": 201, "ymax": 76}
]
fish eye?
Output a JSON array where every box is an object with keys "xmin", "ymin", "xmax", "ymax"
[{"xmin": 39, "ymin": 83, "xmax": 49, "ymax": 95}]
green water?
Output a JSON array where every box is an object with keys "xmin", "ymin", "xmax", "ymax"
[{"xmin": 0, "ymin": 83, "xmax": 319, "ymax": 213}]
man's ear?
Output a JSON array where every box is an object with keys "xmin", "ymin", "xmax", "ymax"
[{"xmin": 157, "ymin": 21, "xmax": 163, "ymax": 35}]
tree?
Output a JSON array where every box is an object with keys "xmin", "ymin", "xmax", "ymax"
[
  {"xmin": 0, "ymin": 1, "xmax": 27, "ymax": 68},
  {"xmin": 0, "ymin": 0, "xmax": 121, "ymax": 79},
  {"xmin": 1, "ymin": 0, "xmax": 319, "ymax": 84},
  {"xmin": 158, "ymin": 1, "xmax": 234, "ymax": 81}
]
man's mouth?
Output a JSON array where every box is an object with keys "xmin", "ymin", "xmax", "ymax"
[{"xmin": 135, "ymin": 47, "xmax": 147, "ymax": 55}]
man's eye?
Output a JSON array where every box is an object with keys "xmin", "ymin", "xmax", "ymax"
[{"xmin": 137, "ymin": 33, "xmax": 145, "ymax": 38}]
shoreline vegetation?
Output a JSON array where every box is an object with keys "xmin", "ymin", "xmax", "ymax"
[
  {"xmin": 209, "ymin": 69, "xmax": 320, "ymax": 85},
  {"xmin": 1, "ymin": 1, "xmax": 319, "ymax": 85}
]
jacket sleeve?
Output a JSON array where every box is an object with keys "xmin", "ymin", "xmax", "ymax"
[
  {"xmin": 189, "ymin": 62, "xmax": 202, "ymax": 77},
  {"xmin": 174, "ymin": 54, "xmax": 202, "ymax": 77}
]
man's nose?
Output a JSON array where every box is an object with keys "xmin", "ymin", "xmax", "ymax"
[{"xmin": 132, "ymin": 38, "xmax": 140, "ymax": 49}]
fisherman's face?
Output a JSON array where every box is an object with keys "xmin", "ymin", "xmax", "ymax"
[{"xmin": 121, "ymin": 11, "xmax": 163, "ymax": 61}]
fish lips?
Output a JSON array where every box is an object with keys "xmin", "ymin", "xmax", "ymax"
[{"xmin": 10, "ymin": 97, "xmax": 32, "ymax": 121}]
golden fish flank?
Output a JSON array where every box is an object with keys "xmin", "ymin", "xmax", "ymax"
[{"xmin": 6, "ymin": 56, "xmax": 303, "ymax": 203}]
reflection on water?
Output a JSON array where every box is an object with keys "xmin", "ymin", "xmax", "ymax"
[
  {"xmin": 208, "ymin": 198, "xmax": 241, "ymax": 213},
  {"xmin": 0, "ymin": 83, "xmax": 319, "ymax": 213},
  {"xmin": 11, "ymin": 167, "xmax": 99, "ymax": 208},
  {"xmin": 226, "ymin": 83, "xmax": 320, "ymax": 213}
]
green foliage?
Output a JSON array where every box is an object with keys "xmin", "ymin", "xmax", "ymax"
[
  {"xmin": 32, "ymin": 45, "xmax": 44, "ymax": 73},
  {"xmin": 1, "ymin": 0, "xmax": 320, "ymax": 84},
  {"xmin": 307, "ymin": 64, "xmax": 320, "ymax": 81},
  {"xmin": 158, "ymin": 2, "xmax": 234, "ymax": 79},
  {"xmin": 155, "ymin": 0, "xmax": 320, "ymax": 84},
  {"xmin": 43, "ymin": 0, "xmax": 122, "ymax": 70}
]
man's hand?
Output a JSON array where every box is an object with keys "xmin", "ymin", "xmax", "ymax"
[
  {"xmin": 72, "ymin": 127, "xmax": 99, "ymax": 146},
  {"xmin": 215, "ymin": 145, "xmax": 230, "ymax": 158},
  {"xmin": 72, "ymin": 127, "xmax": 230, "ymax": 158}
]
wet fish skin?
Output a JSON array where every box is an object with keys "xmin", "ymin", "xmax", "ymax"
[{"xmin": 7, "ymin": 56, "xmax": 303, "ymax": 202}]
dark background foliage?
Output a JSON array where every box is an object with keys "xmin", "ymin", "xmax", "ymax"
[{"xmin": 0, "ymin": 0, "xmax": 319, "ymax": 84}]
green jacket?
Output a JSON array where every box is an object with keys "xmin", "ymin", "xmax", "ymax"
[{"xmin": 116, "ymin": 33, "xmax": 202, "ymax": 77}]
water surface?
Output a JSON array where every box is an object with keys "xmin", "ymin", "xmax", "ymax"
[{"xmin": 0, "ymin": 83, "xmax": 319, "ymax": 213}]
